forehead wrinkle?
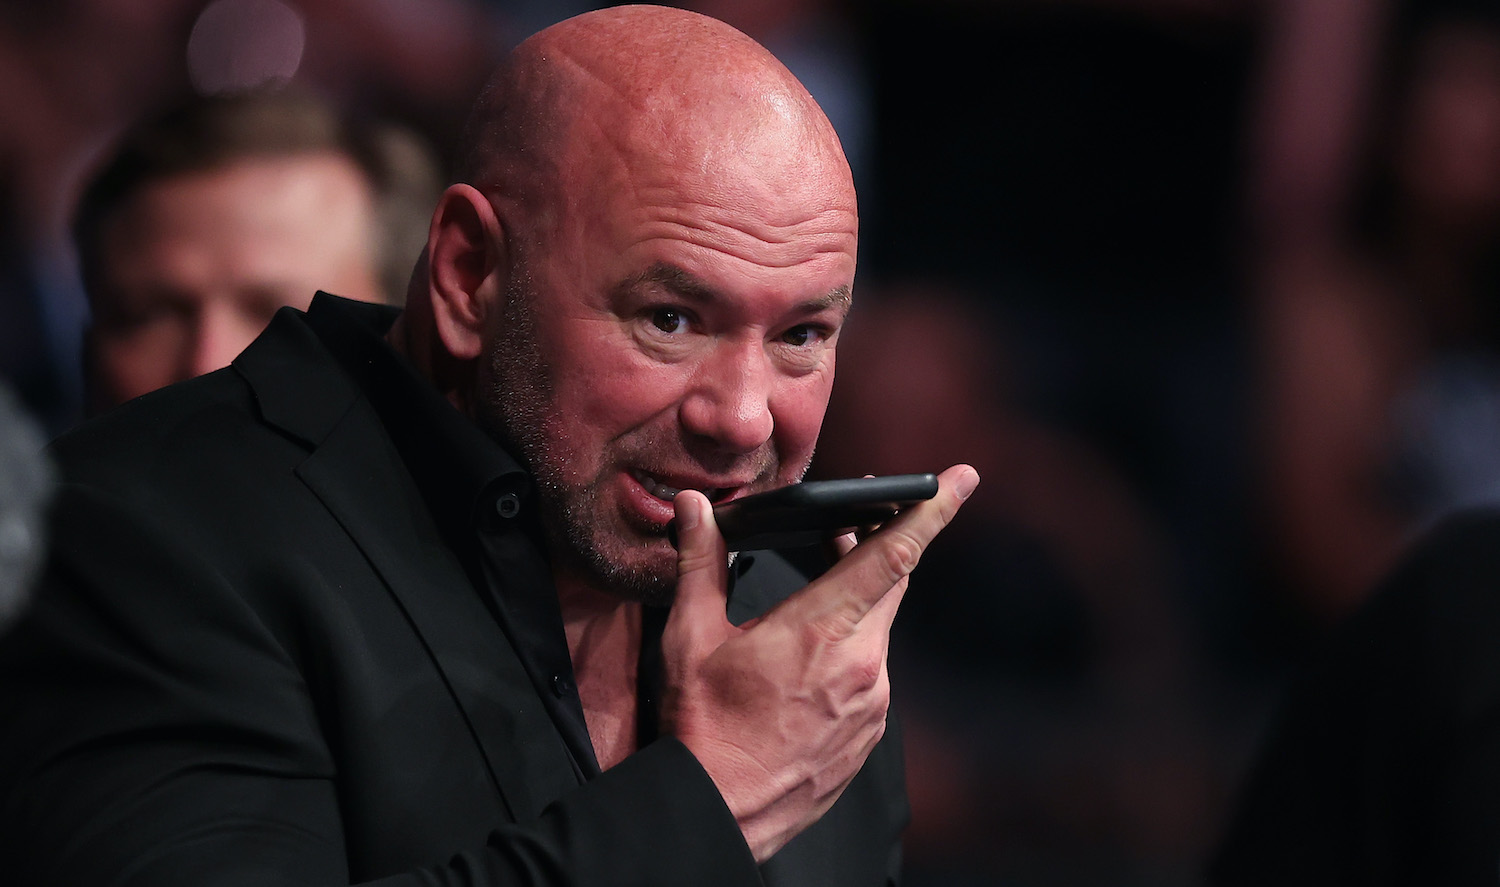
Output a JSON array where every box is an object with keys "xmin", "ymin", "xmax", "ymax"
[
  {"xmin": 632, "ymin": 215, "xmax": 856, "ymax": 270},
  {"xmin": 661, "ymin": 197, "xmax": 856, "ymax": 238}
]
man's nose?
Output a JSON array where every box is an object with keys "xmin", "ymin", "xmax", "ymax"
[
  {"xmin": 679, "ymin": 339, "xmax": 776, "ymax": 454},
  {"xmin": 186, "ymin": 301, "xmax": 262, "ymax": 380}
]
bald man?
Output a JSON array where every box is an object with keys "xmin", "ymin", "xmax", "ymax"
[{"xmin": 0, "ymin": 7, "xmax": 977, "ymax": 886}]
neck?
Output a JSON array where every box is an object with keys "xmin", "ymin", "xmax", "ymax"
[
  {"xmin": 385, "ymin": 301, "xmax": 478, "ymax": 417},
  {"xmin": 555, "ymin": 572, "xmax": 643, "ymax": 770}
]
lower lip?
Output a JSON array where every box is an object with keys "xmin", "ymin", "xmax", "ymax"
[{"xmin": 620, "ymin": 471, "xmax": 678, "ymax": 527}]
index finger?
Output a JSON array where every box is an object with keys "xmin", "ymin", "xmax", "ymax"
[{"xmin": 776, "ymin": 464, "xmax": 979, "ymax": 637}]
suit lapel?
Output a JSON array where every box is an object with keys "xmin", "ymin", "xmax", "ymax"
[{"xmin": 234, "ymin": 307, "xmax": 583, "ymax": 822}]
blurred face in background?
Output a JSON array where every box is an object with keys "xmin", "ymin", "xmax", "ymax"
[
  {"xmin": 1393, "ymin": 23, "xmax": 1500, "ymax": 224},
  {"xmin": 86, "ymin": 152, "xmax": 384, "ymax": 407}
]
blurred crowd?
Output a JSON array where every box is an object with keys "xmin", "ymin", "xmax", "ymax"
[{"xmin": 6, "ymin": 0, "xmax": 1500, "ymax": 884}]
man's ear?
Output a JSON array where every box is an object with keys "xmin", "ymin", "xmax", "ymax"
[{"xmin": 427, "ymin": 184, "xmax": 505, "ymax": 362}]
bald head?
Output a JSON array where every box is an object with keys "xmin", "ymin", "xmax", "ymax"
[{"xmin": 455, "ymin": 5, "xmax": 852, "ymax": 238}]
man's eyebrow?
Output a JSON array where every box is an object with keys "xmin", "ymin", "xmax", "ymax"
[
  {"xmin": 621, "ymin": 262, "xmax": 718, "ymax": 303},
  {"xmin": 620, "ymin": 262, "xmax": 853, "ymax": 315},
  {"xmin": 815, "ymin": 285, "xmax": 853, "ymax": 317}
]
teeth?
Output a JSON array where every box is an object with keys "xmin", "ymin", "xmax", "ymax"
[
  {"xmin": 639, "ymin": 473, "xmax": 682, "ymax": 500},
  {"xmin": 634, "ymin": 471, "xmax": 724, "ymax": 502}
]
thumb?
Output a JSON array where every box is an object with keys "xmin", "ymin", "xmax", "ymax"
[{"xmin": 665, "ymin": 489, "xmax": 735, "ymax": 657}]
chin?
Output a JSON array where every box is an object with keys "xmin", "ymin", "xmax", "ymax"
[{"xmin": 571, "ymin": 525, "xmax": 679, "ymax": 607}]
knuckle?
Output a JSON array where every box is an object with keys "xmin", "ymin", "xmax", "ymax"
[
  {"xmin": 801, "ymin": 615, "xmax": 850, "ymax": 650},
  {"xmin": 677, "ymin": 545, "xmax": 726, "ymax": 577},
  {"xmin": 878, "ymin": 529, "xmax": 924, "ymax": 580},
  {"xmin": 677, "ymin": 550, "xmax": 716, "ymax": 574},
  {"xmin": 849, "ymin": 649, "xmax": 884, "ymax": 692}
]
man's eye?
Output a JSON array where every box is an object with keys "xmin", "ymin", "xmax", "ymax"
[
  {"xmin": 650, "ymin": 307, "xmax": 689, "ymax": 334},
  {"xmin": 96, "ymin": 304, "xmax": 173, "ymax": 333},
  {"xmin": 780, "ymin": 325, "xmax": 823, "ymax": 347}
]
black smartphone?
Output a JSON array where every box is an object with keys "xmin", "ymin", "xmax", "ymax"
[{"xmin": 701, "ymin": 473, "xmax": 939, "ymax": 552}]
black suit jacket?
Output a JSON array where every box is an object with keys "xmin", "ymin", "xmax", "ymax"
[{"xmin": 0, "ymin": 298, "xmax": 907, "ymax": 886}]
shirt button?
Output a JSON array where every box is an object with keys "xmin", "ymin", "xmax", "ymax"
[
  {"xmin": 495, "ymin": 491, "xmax": 522, "ymax": 519},
  {"xmin": 552, "ymin": 674, "xmax": 574, "ymax": 698}
]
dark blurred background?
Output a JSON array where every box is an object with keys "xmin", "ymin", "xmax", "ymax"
[{"xmin": 8, "ymin": 0, "xmax": 1500, "ymax": 884}]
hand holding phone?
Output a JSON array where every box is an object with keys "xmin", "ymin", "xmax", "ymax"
[
  {"xmin": 679, "ymin": 473, "xmax": 939, "ymax": 551},
  {"xmin": 661, "ymin": 464, "xmax": 979, "ymax": 861}
]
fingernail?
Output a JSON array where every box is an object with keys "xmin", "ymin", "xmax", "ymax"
[
  {"xmin": 676, "ymin": 490, "xmax": 702, "ymax": 531},
  {"xmin": 956, "ymin": 468, "xmax": 980, "ymax": 501}
]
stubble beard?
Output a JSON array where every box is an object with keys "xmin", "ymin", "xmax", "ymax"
[{"xmin": 477, "ymin": 268, "xmax": 681, "ymax": 606}]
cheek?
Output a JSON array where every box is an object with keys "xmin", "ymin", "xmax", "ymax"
[
  {"xmin": 549, "ymin": 343, "xmax": 692, "ymax": 443},
  {"xmin": 771, "ymin": 372, "xmax": 834, "ymax": 466},
  {"xmin": 95, "ymin": 324, "xmax": 185, "ymax": 392}
]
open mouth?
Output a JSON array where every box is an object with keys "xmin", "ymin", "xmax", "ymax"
[{"xmin": 632, "ymin": 470, "xmax": 735, "ymax": 504}]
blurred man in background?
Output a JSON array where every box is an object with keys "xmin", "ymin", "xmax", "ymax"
[{"xmin": 73, "ymin": 88, "xmax": 440, "ymax": 411}]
